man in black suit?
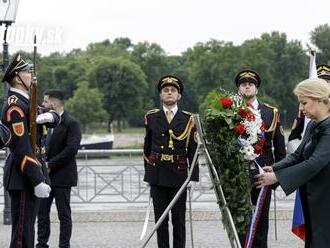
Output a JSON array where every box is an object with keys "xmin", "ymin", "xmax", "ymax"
[
  {"xmin": 36, "ymin": 89, "xmax": 82, "ymax": 248},
  {"xmin": 235, "ymin": 69, "xmax": 286, "ymax": 247},
  {"xmin": 143, "ymin": 75, "xmax": 199, "ymax": 248}
]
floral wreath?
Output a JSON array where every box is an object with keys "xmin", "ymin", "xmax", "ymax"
[{"xmin": 202, "ymin": 88, "xmax": 265, "ymax": 236}]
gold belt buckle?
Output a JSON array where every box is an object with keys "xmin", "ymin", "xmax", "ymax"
[{"xmin": 161, "ymin": 154, "xmax": 174, "ymax": 163}]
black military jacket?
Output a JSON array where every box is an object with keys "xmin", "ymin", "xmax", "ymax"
[
  {"xmin": 1, "ymin": 89, "xmax": 60, "ymax": 190},
  {"xmin": 255, "ymin": 102, "xmax": 286, "ymax": 167},
  {"xmin": 288, "ymin": 110, "xmax": 305, "ymax": 141},
  {"xmin": 143, "ymin": 108, "xmax": 199, "ymax": 187}
]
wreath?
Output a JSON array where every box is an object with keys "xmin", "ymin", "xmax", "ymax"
[{"xmin": 202, "ymin": 89, "xmax": 265, "ymax": 236}]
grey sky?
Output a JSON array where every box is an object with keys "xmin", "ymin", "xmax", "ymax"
[{"xmin": 2, "ymin": 0, "xmax": 330, "ymax": 55}]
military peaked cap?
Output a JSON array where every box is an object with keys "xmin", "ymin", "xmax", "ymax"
[
  {"xmin": 317, "ymin": 64, "xmax": 330, "ymax": 80},
  {"xmin": 157, "ymin": 75, "xmax": 184, "ymax": 93},
  {"xmin": 235, "ymin": 69, "xmax": 261, "ymax": 88},
  {"xmin": 2, "ymin": 53, "xmax": 33, "ymax": 83}
]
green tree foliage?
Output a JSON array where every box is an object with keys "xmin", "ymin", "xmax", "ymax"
[
  {"xmin": 131, "ymin": 42, "xmax": 169, "ymax": 108},
  {"xmin": 88, "ymin": 57, "xmax": 148, "ymax": 129},
  {"xmin": 310, "ymin": 24, "xmax": 330, "ymax": 64},
  {"xmin": 2, "ymin": 26, "xmax": 328, "ymax": 130},
  {"xmin": 65, "ymin": 81, "xmax": 107, "ymax": 132}
]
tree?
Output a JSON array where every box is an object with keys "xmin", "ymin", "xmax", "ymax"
[
  {"xmin": 88, "ymin": 57, "xmax": 148, "ymax": 130},
  {"xmin": 65, "ymin": 81, "xmax": 108, "ymax": 132},
  {"xmin": 310, "ymin": 24, "xmax": 330, "ymax": 64},
  {"xmin": 131, "ymin": 41, "xmax": 170, "ymax": 108}
]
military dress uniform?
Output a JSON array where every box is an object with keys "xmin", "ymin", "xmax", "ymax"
[
  {"xmin": 143, "ymin": 75, "xmax": 199, "ymax": 248},
  {"xmin": 252, "ymin": 101, "xmax": 286, "ymax": 248},
  {"xmin": 235, "ymin": 70, "xmax": 286, "ymax": 248},
  {"xmin": 1, "ymin": 54, "xmax": 60, "ymax": 248}
]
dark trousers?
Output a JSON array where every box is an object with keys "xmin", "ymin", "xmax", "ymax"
[
  {"xmin": 151, "ymin": 186, "xmax": 187, "ymax": 248},
  {"xmin": 9, "ymin": 190, "xmax": 40, "ymax": 248},
  {"xmin": 250, "ymin": 186, "xmax": 272, "ymax": 248},
  {"xmin": 36, "ymin": 187, "xmax": 72, "ymax": 248}
]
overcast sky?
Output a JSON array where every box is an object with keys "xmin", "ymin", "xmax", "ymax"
[{"xmin": 2, "ymin": 0, "xmax": 329, "ymax": 55}]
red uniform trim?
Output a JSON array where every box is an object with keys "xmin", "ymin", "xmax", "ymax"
[
  {"xmin": 7, "ymin": 106, "xmax": 25, "ymax": 121},
  {"xmin": 17, "ymin": 192, "xmax": 26, "ymax": 248},
  {"xmin": 20, "ymin": 155, "xmax": 38, "ymax": 172}
]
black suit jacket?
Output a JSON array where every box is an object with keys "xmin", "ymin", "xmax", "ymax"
[
  {"xmin": 46, "ymin": 111, "xmax": 81, "ymax": 187},
  {"xmin": 274, "ymin": 118, "xmax": 330, "ymax": 247}
]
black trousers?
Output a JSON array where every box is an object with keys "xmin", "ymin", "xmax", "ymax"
[
  {"xmin": 250, "ymin": 186, "xmax": 272, "ymax": 248},
  {"xmin": 151, "ymin": 186, "xmax": 187, "ymax": 248},
  {"xmin": 36, "ymin": 187, "xmax": 72, "ymax": 248},
  {"xmin": 9, "ymin": 190, "xmax": 40, "ymax": 248}
]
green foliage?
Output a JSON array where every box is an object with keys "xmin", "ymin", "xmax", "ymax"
[
  {"xmin": 310, "ymin": 24, "xmax": 330, "ymax": 64},
  {"xmin": 3, "ymin": 26, "xmax": 328, "ymax": 130},
  {"xmin": 202, "ymin": 90, "xmax": 252, "ymax": 236},
  {"xmin": 88, "ymin": 57, "xmax": 148, "ymax": 128},
  {"xmin": 65, "ymin": 81, "xmax": 108, "ymax": 132}
]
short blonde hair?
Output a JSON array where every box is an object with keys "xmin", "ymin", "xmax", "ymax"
[{"xmin": 294, "ymin": 78, "xmax": 330, "ymax": 101}]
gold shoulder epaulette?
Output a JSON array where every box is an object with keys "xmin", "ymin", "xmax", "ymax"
[
  {"xmin": 182, "ymin": 110, "xmax": 193, "ymax": 115},
  {"xmin": 146, "ymin": 108, "xmax": 160, "ymax": 115},
  {"xmin": 264, "ymin": 103, "xmax": 278, "ymax": 112},
  {"xmin": 264, "ymin": 103, "xmax": 280, "ymax": 132},
  {"xmin": 144, "ymin": 109, "xmax": 160, "ymax": 125},
  {"xmin": 8, "ymin": 95, "xmax": 19, "ymax": 105}
]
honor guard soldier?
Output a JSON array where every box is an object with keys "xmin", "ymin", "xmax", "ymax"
[
  {"xmin": 235, "ymin": 69, "xmax": 286, "ymax": 247},
  {"xmin": 143, "ymin": 75, "xmax": 199, "ymax": 248},
  {"xmin": 1, "ymin": 54, "xmax": 60, "ymax": 248}
]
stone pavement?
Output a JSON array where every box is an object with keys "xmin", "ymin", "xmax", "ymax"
[{"xmin": 0, "ymin": 209, "xmax": 304, "ymax": 248}]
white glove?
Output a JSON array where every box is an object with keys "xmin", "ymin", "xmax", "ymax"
[
  {"xmin": 34, "ymin": 182, "xmax": 51, "ymax": 198},
  {"xmin": 36, "ymin": 112, "xmax": 54, "ymax": 124}
]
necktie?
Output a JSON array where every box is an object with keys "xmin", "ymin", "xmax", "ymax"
[{"xmin": 166, "ymin": 110, "xmax": 173, "ymax": 123}]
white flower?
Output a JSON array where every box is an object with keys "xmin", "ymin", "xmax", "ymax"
[{"xmin": 236, "ymin": 104, "xmax": 263, "ymax": 161}]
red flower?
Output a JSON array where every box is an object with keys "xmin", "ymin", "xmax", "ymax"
[
  {"xmin": 253, "ymin": 138, "xmax": 265, "ymax": 154},
  {"xmin": 219, "ymin": 97, "xmax": 233, "ymax": 109},
  {"xmin": 237, "ymin": 109, "xmax": 248, "ymax": 118},
  {"xmin": 246, "ymin": 112, "xmax": 255, "ymax": 121},
  {"xmin": 253, "ymin": 143, "xmax": 263, "ymax": 154},
  {"xmin": 235, "ymin": 123, "xmax": 246, "ymax": 135}
]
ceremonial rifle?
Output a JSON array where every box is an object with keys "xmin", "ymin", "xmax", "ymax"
[{"xmin": 29, "ymin": 35, "xmax": 37, "ymax": 154}]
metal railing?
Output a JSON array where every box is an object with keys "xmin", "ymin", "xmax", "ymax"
[
  {"xmin": 0, "ymin": 149, "xmax": 215, "ymax": 205},
  {"xmin": 0, "ymin": 149, "xmax": 294, "ymax": 205}
]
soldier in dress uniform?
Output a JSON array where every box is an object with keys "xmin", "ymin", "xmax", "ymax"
[
  {"xmin": 1, "ymin": 54, "xmax": 60, "ymax": 248},
  {"xmin": 143, "ymin": 75, "xmax": 199, "ymax": 248},
  {"xmin": 235, "ymin": 69, "xmax": 286, "ymax": 248}
]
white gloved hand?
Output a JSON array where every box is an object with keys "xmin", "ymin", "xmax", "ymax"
[
  {"xmin": 34, "ymin": 182, "xmax": 51, "ymax": 198},
  {"xmin": 36, "ymin": 112, "xmax": 54, "ymax": 124}
]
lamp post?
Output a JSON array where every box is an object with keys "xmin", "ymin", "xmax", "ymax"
[{"xmin": 1, "ymin": 0, "xmax": 19, "ymax": 225}]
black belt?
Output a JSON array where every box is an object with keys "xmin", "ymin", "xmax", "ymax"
[{"xmin": 150, "ymin": 152, "xmax": 187, "ymax": 163}]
